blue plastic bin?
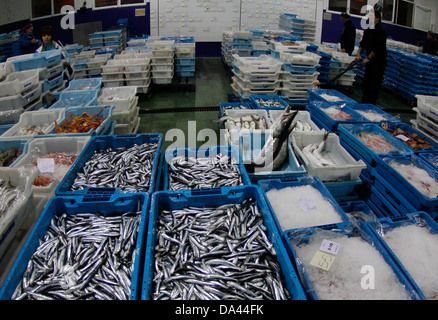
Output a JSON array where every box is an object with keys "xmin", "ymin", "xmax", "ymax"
[
  {"xmin": 366, "ymin": 212, "xmax": 438, "ymax": 300},
  {"xmin": 257, "ymin": 176, "xmax": 350, "ymax": 234},
  {"xmin": 55, "ymin": 133, "xmax": 163, "ymax": 196},
  {"xmin": 307, "ymin": 89, "xmax": 357, "ymax": 104},
  {"xmin": 162, "ymin": 145, "xmax": 251, "ymax": 191},
  {"xmin": 250, "ymin": 94, "xmax": 288, "ymax": 110},
  {"xmin": 373, "ymin": 154, "xmax": 438, "ymax": 212},
  {"xmin": 239, "ymin": 131, "xmax": 307, "ymax": 184},
  {"xmin": 42, "ymin": 69, "xmax": 66, "ymax": 92},
  {"xmin": 49, "ymin": 90, "xmax": 99, "ymax": 109},
  {"xmin": 418, "ymin": 152, "xmax": 438, "ymax": 171},
  {"xmin": 0, "ymin": 193, "xmax": 149, "ymax": 300},
  {"xmin": 63, "ymin": 77, "xmax": 102, "ymax": 93},
  {"xmin": 339, "ymin": 200, "xmax": 378, "ymax": 222},
  {"xmin": 141, "ymin": 186, "xmax": 308, "ymax": 300},
  {"xmin": 9, "ymin": 50, "xmax": 63, "ymax": 71},
  {"xmin": 338, "ymin": 123, "xmax": 414, "ymax": 167},
  {"xmin": 284, "ymin": 221, "xmax": 425, "ymax": 300},
  {"xmin": 348, "ymin": 104, "xmax": 402, "ymax": 124}
]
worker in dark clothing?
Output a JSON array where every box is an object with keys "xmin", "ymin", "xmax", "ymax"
[
  {"xmin": 355, "ymin": 9, "xmax": 387, "ymax": 105},
  {"xmin": 423, "ymin": 31, "xmax": 437, "ymax": 55},
  {"xmin": 18, "ymin": 23, "xmax": 38, "ymax": 55},
  {"xmin": 340, "ymin": 13, "xmax": 356, "ymax": 55}
]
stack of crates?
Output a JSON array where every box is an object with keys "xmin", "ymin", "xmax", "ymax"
[
  {"xmin": 151, "ymin": 40, "xmax": 174, "ymax": 85},
  {"xmin": 302, "ymin": 19, "xmax": 317, "ymax": 43},
  {"xmin": 175, "ymin": 39, "xmax": 196, "ymax": 78},
  {"xmin": 230, "ymin": 54, "xmax": 283, "ymax": 98},
  {"xmin": 0, "ymin": 30, "xmax": 20, "ymax": 62},
  {"xmin": 74, "ymin": 54, "xmax": 111, "ymax": 79},
  {"xmin": 397, "ymin": 52, "xmax": 432, "ymax": 100},
  {"xmin": 98, "ymin": 86, "xmax": 140, "ymax": 135},
  {"xmin": 316, "ymin": 50, "xmax": 332, "ymax": 84},
  {"xmin": 221, "ymin": 31, "xmax": 253, "ymax": 67},
  {"xmin": 382, "ymin": 49, "xmax": 402, "ymax": 91},
  {"xmin": 89, "ymin": 30, "xmax": 123, "ymax": 54},
  {"xmin": 329, "ymin": 52, "xmax": 356, "ymax": 87},
  {"xmin": 411, "ymin": 95, "xmax": 438, "ymax": 144},
  {"xmin": 416, "ymin": 53, "xmax": 438, "ymax": 96},
  {"xmin": 279, "ymin": 13, "xmax": 305, "ymax": 41}
]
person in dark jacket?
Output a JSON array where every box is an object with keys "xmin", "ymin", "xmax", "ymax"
[
  {"xmin": 340, "ymin": 13, "xmax": 356, "ymax": 55},
  {"xmin": 355, "ymin": 10, "xmax": 387, "ymax": 105},
  {"xmin": 18, "ymin": 23, "xmax": 38, "ymax": 55},
  {"xmin": 423, "ymin": 31, "xmax": 437, "ymax": 55}
]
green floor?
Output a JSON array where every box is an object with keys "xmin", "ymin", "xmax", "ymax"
[{"xmin": 137, "ymin": 57, "xmax": 417, "ymax": 151}]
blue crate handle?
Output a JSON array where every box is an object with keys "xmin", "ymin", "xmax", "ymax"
[{"xmin": 190, "ymin": 188, "xmax": 223, "ymax": 196}]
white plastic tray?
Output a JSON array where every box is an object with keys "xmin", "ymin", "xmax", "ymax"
[
  {"xmin": 232, "ymin": 75, "xmax": 282, "ymax": 91},
  {"xmin": 279, "ymin": 52, "xmax": 321, "ymax": 66},
  {"xmin": 232, "ymin": 69, "xmax": 281, "ymax": 82},
  {"xmin": 0, "ymin": 82, "xmax": 42, "ymax": 111},
  {"xmin": 98, "ymin": 86, "xmax": 137, "ymax": 112},
  {"xmin": 232, "ymin": 54, "xmax": 283, "ymax": 73},
  {"xmin": 0, "ymin": 69, "xmax": 39, "ymax": 97},
  {"xmin": 292, "ymin": 131, "xmax": 367, "ymax": 182},
  {"xmin": 281, "ymin": 71, "xmax": 319, "ymax": 82}
]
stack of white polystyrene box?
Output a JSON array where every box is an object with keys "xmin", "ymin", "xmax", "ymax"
[
  {"xmin": 302, "ymin": 19, "xmax": 317, "ymax": 43},
  {"xmin": 231, "ymin": 54, "xmax": 283, "ymax": 98},
  {"xmin": 98, "ymin": 86, "xmax": 140, "ymax": 135},
  {"xmin": 151, "ymin": 40, "xmax": 174, "ymax": 85}
]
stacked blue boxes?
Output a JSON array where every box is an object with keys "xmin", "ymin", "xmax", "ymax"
[
  {"xmin": 174, "ymin": 37, "xmax": 195, "ymax": 78},
  {"xmin": 316, "ymin": 51, "xmax": 332, "ymax": 84},
  {"xmin": 0, "ymin": 30, "xmax": 20, "ymax": 62},
  {"xmin": 279, "ymin": 13, "xmax": 304, "ymax": 41},
  {"xmin": 89, "ymin": 30, "xmax": 123, "ymax": 54}
]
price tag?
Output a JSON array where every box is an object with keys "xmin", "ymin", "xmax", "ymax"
[
  {"xmin": 309, "ymin": 251, "xmax": 336, "ymax": 271},
  {"xmin": 37, "ymin": 158, "xmax": 55, "ymax": 174},
  {"xmin": 319, "ymin": 239, "xmax": 341, "ymax": 256}
]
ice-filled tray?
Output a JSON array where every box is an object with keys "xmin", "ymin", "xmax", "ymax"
[{"xmin": 292, "ymin": 131, "xmax": 367, "ymax": 182}]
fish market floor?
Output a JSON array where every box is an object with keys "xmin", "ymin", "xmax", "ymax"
[{"xmin": 137, "ymin": 57, "xmax": 417, "ymax": 151}]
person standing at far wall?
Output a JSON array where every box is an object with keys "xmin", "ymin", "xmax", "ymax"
[
  {"xmin": 423, "ymin": 31, "xmax": 437, "ymax": 56},
  {"xmin": 355, "ymin": 10, "xmax": 387, "ymax": 105},
  {"xmin": 18, "ymin": 23, "xmax": 38, "ymax": 55},
  {"xmin": 340, "ymin": 12, "xmax": 356, "ymax": 55}
]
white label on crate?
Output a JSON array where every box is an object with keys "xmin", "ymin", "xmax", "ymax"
[
  {"xmin": 396, "ymin": 134, "xmax": 410, "ymax": 142},
  {"xmin": 319, "ymin": 239, "xmax": 341, "ymax": 256},
  {"xmin": 37, "ymin": 158, "xmax": 55, "ymax": 174},
  {"xmin": 299, "ymin": 197, "xmax": 317, "ymax": 212},
  {"xmin": 310, "ymin": 251, "xmax": 336, "ymax": 271}
]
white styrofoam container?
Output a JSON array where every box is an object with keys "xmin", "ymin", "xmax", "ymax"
[
  {"xmin": 98, "ymin": 86, "xmax": 137, "ymax": 112},
  {"xmin": 292, "ymin": 131, "xmax": 367, "ymax": 182},
  {"xmin": 0, "ymin": 69, "xmax": 39, "ymax": 98},
  {"xmin": 268, "ymin": 110, "xmax": 321, "ymax": 133}
]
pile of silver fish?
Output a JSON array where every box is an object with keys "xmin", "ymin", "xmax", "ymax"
[
  {"xmin": 168, "ymin": 153, "xmax": 244, "ymax": 190},
  {"xmin": 71, "ymin": 143, "xmax": 158, "ymax": 193},
  {"xmin": 220, "ymin": 114, "xmax": 268, "ymax": 131},
  {"xmin": 152, "ymin": 198, "xmax": 291, "ymax": 300},
  {"xmin": 0, "ymin": 178, "xmax": 22, "ymax": 217},
  {"xmin": 222, "ymin": 105, "xmax": 251, "ymax": 114},
  {"xmin": 12, "ymin": 211, "xmax": 142, "ymax": 300},
  {"xmin": 255, "ymin": 98, "xmax": 285, "ymax": 109},
  {"xmin": 301, "ymin": 131, "xmax": 336, "ymax": 167}
]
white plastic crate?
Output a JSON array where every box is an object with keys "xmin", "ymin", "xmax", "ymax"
[
  {"xmin": 0, "ymin": 82, "xmax": 42, "ymax": 111},
  {"xmin": 102, "ymin": 79, "xmax": 125, "ymax": 88},
  {"xmin": 151, "ymin": 63, "xmax": 173, "ymax": 71},
  {"xmin": 280, "ymin": 88, "xmax": 310, "ymax": 99},
  {"xmin": 152, "ymin": 75, "xmax": 173, "ymax": 84},
  {"xmin": 282, "ymin": 80, "xmax": 316, "ymax": 90},
  {"xmin": 233, "ymin": 80, "xmax": 280, "ymax": 97},
  {"xmin": 269, "ymin": 110, "xmax": 321, "ymax": 132},
  {"xmin": 232, "ymin": 54, "xmax": 283, "ymax": 73},
  {"xmin": 232, "ymin": 75, "xmax": 282, "ymax": 91},
  {"xmin": 37, "ymin": 62, "xmax": 63, "ymax": 80},
  {"xmin": 0, "ymin": 61, "xmax": 13, "ymax": 81},
  {"xmin": 232, "ymin": 69, "xmax": 282, "ymax": 82},
  {"xmin": 271, "ymin": 41, "xmax": 307, "ymax": 53},
  {"xmin": 87, "ymin": 55, "xmax": 110, "ymax": 69},
  {"xmin": 102, "ymin": 60, "xmax": 126, "ymax": 73},
  {"xmin": 126, "ymin": 77, "xmax": 151, "ymax": 87},
  {"xmin": 114, "ymin": 115, "xmax": 140, "ymax": 134},
  {"xmin": 124, "ymin": 70, "xmax": 150, "ymax": 79},
  {"xmin": 281, "ymin": 71, "xmax": 319, "ymax": 82},
  {"xmin": 0, "ymin": 69, "xmax": 39, "ymax": 98},
  {"xmin": 152, "ymin": 50, "xmax": 174, "ymax": 58},
  {"xmin": 98, "ymin": 86, "xmax": 137, "ymax": 112},
  {"xmin": 151, "ymin": 40, "xmax": 175, "ymax": 51},
  {"xmin": 0, "ymin": 167, "xmax": 37, "ymax": 259},
  {"xmin": 279, "ymin": 52, "xmax": 321, "ymax": 66},
  {"xmin": 175, "ymin": 52, "xmax": 195, "ymax": 59},
  {"xmin": 175, "ymin": 43, "xmax": 196, "ymax": 54},
  {"xmin": 102, "ymin": 72, "xmax": 125, "ymax": 81},
  {"xmin": 75, "ymin": 50, "xmax": 96, "ymax": 60},
  {"xmin": 12, "ymin": 136, "xmax": 91, "ymax": 197},
  {"xmin": 151, "ymin": 57, "xmax": 174, "ymax": 64},
  {"xmin": 124, "ymin": 58, "xmax": 151, "ymax": 72},
  {"xmin": 414, "ymin": 105, "xmax": 438, "ymax": 126},
  {"xmin": 152, "ymin": 69, "xmax": 173, "ymax": 78},
  {"xmin": 112, "ymin": 103, "xmax": 139, "ymax": 124},
  {"xmin": 416, "ymin": 95, "xmax": 438, "ymax": 123},
  {"xmin": 292, "ymin": 131, "xmax": 367, "ymax": 182}
]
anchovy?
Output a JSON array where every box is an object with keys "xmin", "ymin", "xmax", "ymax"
[
  {"xmin": 71, "ymin": 143, "xmax": 158, "ymax": 193},
  {"xmin": 255, "ymin": 98, "xmax": 285, "ymax": 109},
  {"xmin": 12, "ymin": 211, "xmax": 142, "ymax": 300},
  {"xmin": 168, "ymin": 153, "xmax": 244, "ymax": 190},
  {"xmin": 152, "ymin": 198, "xmax": 291, "ymax": 300}
]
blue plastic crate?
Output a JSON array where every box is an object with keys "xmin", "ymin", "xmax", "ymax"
[
  {"xmin": 418, "ymin": 152, "xmax": 438, "ymax": 171},
  {"xmin": 162, "ymin": 145, "xmax": 251, "ymax": 191},
  {"xmin": 239, "ymin": 131, "xmax": 306, "ymax": 184},
  {"xmin": 175, "ymin": 64, "xmax": 195, "ymax": 72},
  {"xmin": 0, "ymin": 193, "xmax": 149, "ymax": 300},
  {"xmin": 323, "ymin": 178, "xmax": 362, "ymax": 201},
  {"xmin": 339, "ymin": 200, "xmax": 378, "ymax": 221},
  {"xmin": 141, "ymin": 186, "xmax": 308, "ymax": 300},
  {"xmin": 72, "ymin": 59, "xmax": 90, "ymax": 70},
  {"xmin": 307, "ymin": 100, "xmax": 367, "ymax": 132},
  {"xmin": 175, "ymin": 71, "xmax": 195, "ymax": 77},
  {"xmin": 232, "ymin": 43, "xmax": 253, "ymax": 50},
  {"xmin": 42, "ymin": 69, "xmax": 66, "ymax": 92},
  {"xmin": 49, "ymin": 90, "xmax": 99, "ymax": 109},
  {"xmin": 284, "ymin": 221, "xmax": 425, "ymax": 300},
  {"xmin": 348, "ymin": 104, "xmax": 401, "ymax": 124},
  {"xmin": 219, "ymin": 102, "xmax": 252, "ymax": 116},
  {"xmin": 46, "ymin": 105, "xmax": 114, "ymax": 137},
  {"xmin": 9, "ymin": 50, "xmax": 63, "ymax": 71},
  {"xmin": 90, "ymin": 42, "xmax": 104, "ymax": 49},
  {"xmin": 257, "ymin": 176, "xmax": 350, "ymax": 234},
  {"xmin": 0, "ymin": 124, "xmax": 14, "ymax": 136},
  {"xmin": 380, "ymin": 122, "xmax": 438, "ymax": 154},
  {"xmin": 0, "ymin": 138, "xmax": 30, "ymax": 167},
  {"xmin": 174, "ymin": 58, "xmax": 195, "ymax": 66},
  {"xmin": 63, "ymin": 77, "xmax": 102, "ymax": 93},
  {"xmin": 373, "ymin": 154, "xmax": 438, "ymax": 212},
  {"xmin": 366, "ymin": 212, "xmax": 438, "ymax": 300},
  {"xmin": 338, "ymin": 123, "xmax": 414, "ymax": 167},
  {"xmin": 232, "ymin": 38, "xmax": 252, "ymax": 45},
  {"xmin": 55, "ymin": 133, "xmax": 163, "ymax": 196},
  {"xmin": 250, "ymin": 94, "xmax": 288, "ymax": 110},
  {"xmin": 307, "ymin": 89, "xmax": 357, "ymax": 104}
]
